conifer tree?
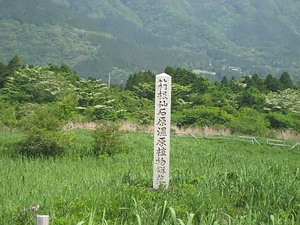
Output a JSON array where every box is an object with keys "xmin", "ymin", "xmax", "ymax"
[
  {"xmin": 220, "ymin": 76, "xmax": 229, "ymax": 86},
  {"xmin": 0, "ymin": 62, "xmax": 7, "ymax": 88},
  {"xmin": 8, "ymin": 55, "xmax": 23, "ymax": 73},
  {"xmin": 279, "ymin": 72, "xmax": 293, "ymax": 89},
  {"xmin": 265, "ymin": 74, "xmax": 283, "ymax": 92}
]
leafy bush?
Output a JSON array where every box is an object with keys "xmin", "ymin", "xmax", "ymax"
[
  {"xmin": 84, "ymin": 105, "xmax": 119, "ymax": 121},
  {"xmin": 292, "ymin": 114, "xmax": 300, "ymax": 133},
  {"xmin": 228, "ymin": 107, "xmax": 269, "ymax": 135},
  {"xmin": 266, "ymin": 112, "xmax": 299, "ymax": 132},
  {"xmin": 0, "ymin": 101, "xmax": 19, "ymax": 130},
  {"xmin": 16, "ymin": 104, "xmax": 70, "ymax": 157},
  {"xmin": 173, "ymin": 106, "xmax": 233, "ymax": 128},
  {"xmin": 92, "ymin": 120, "xmax": 127, "ymax": 156}
]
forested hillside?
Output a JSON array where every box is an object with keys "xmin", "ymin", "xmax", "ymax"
[{"xmin": 0, "ymin": 0, "xmax": 300, "ymax": 83}]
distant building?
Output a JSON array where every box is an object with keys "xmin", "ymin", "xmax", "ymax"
[{"xmin": 222, "ymin": 65, "xmax": 242, "ymax": 73}]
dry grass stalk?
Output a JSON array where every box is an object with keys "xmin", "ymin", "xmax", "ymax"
[{"xmin": 64, "ymin": 121, "xmax": 299, "ymax": 140}]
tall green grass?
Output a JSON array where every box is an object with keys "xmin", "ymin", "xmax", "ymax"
[{"xmin": 0, "ymin": 131, "xmax": 299, "ymax": 224}]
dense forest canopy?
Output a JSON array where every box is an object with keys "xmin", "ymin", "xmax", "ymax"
[
  {"xmin": 0, "ymin": 56, "xmax": 299, "ymax": 136},
  {"xmin": 0, "ymin": 0, "xmax": 300, "ymax": 83}
]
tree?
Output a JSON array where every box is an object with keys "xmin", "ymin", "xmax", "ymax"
[
  {"xmin": 60, "ymin": 63, "xmax": 72, "ymax": 74},
  {"xmin": 125, "ymin": 70, "xmax": 155, "ymax": 100},
  {"xmin": 229, "ymin": 76, "xmax": 244, "ymax": 93},
  {"xmin": 0, "ymin": 62, "xmax": 8, "ymax": 88},
  {"xmin": 0, "ymin": 66, "xmax": 75, "ymax": 103},
  {"xmin": 0, "ymin": 56, "xmax": 23, "ymax": 89},
  {"xmin": 7, "ymin": 55, "xmax": 23, "ymax": 74},
  {"xmin": 220, "ymin": 76, "xmax": 229, "ymax": 87},
  {"xmin": 237, "ymin": 86, "xmax": 265, "ymax": 110},
  {"xmin": 172, "ymin": 83, "xmax": 193, "ymax": 110},
  {"xmin": 193, "ymin": 76, "xmax": 212, "ymax": 94},
  {"xmin": 164, "ymin": 66, "xmax": 175, "ymax": 76},
  {"xmin": 165, "ymin": 67, "xmax": 199, "ymax": 88},
  {"xmin": 125, "ymin": 70, "xmax": 155, "ymax": 92},
  {"xmin": 251, "ymin": 73, "xmax": 266, "ymax": 93},
  {"xmin": 265, "ymin": 74, "xmax": 283, "ymax": 92},
  {"xmin": 279, "ymin": 72, "xmax": 293, "ymax": 89},
  {"xmin": 265, "ymin": 88, "xmax": 300, "ymax": 113},
  {"xmin": 242, "ymin": 75, "xmax": 255, "ymax": 88}
]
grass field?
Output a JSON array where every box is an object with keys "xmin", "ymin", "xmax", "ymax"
[{"xmin": 0, "ymin": 130, "xmax": 299, "ymax": 224}]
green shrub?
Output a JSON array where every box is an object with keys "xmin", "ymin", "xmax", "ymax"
[
  {"xmin": 16, "ymin": 104, "xmax": 70, "ymax": 157},
  {"xmin": 266, "ymin": 112, "xmax": 296, "ymax": 131},
  {"xmin": 293, "ymin": 114, "xmax": 300, "ymax": 133},
  {"xmin": 228, "ymin": 107, "xmax": 269, "ymax": 135},
  {"xmin": 266, "ymin": 112, "xmax": 300, "ymax": 133},
  {"xmin": 0, "ymin": 101, "xmax": 19, "ymax": 130},
  {"xmin": 92, "ymin": 120, "xmax": 127, "ymax": 156},
  {"xmin": 173, "ymin": 106, "xmax": 233, "ymax": 128},
  {"xmin": 17, "ymin": 130, "xmax": 69, "ymax": 157}
]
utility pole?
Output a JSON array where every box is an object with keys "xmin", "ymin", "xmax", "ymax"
[{"xmin": 108, "ymin": 73, "xmax": 111, "ymax": 88}]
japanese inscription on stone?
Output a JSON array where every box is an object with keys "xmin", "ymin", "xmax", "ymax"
[{"xmin": 153, "ymin": 73, "xmax": 171, "ymax": 189}]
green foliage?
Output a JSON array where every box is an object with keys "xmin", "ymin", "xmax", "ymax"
[
  {"xmin": 0, "ymin": 56, "xmax": 300, "ymax": 136},
  {"xmin": 7, "ymin": 55, "xmax": 23, "ymax": 73},
  {"xmin": 266, "ymin": 74, "xmax": 283, "ymax": 92},
  {"xmin": 75, "ymin": 79, "xmax": 121, "ymax": 121},
  {"xmin": 15, "ymin": 104, "xmax": 71, "ymax": 157},
  {"xmin": 280, "ymin": 72, "xmax": 294, "ymax": 89},
  {"xmin": 173, "ymin": 105, "xmax": 233, "ymax": 128},
  {"xmin": 0, "ymin": 101, "xmax": 19, "ymax": 130},
  {"xmin": 0, "ymin": 60, "xmax": 125, "ymax": 121},
  {"xmin": 266, "ymin": 112, "xmax": 297, "ymax": 131},
  {"xmin": 55, "ymin": 94, "xmax": 79, "ymax": 121},
  {"xmin": 265, "ymin": 88, "xmax": 300, "ymax": 114},
  {"xmin": 131, "ymin": 82, "xmax": 155, "ymax": 100},
  {"xmin": 125, "ymin": 70, "xmax": 155, "ymax": 99},
  {"xmin": 166, "ymin": 67, "xmax": 196, "ymax": 87},
  {"xmin": 228, "ymin": 108, "xmax": 269, "ymax": 135},
  {"xmin": 92, "ymin": 120, "xmax": 127, "ymax": 156},
  {"xmin": 0, "ymin": 65, "xmax": 76, "ymax": 103},
  {"xmin": 241, "ymin": 74, "xmax": 266, "ymax": 93},
  {"xmin": 76, "ymin": 78, "xmax": 108, "ymax": 107},
  {"xmin": 293, "ymin": 113, "xmax": 300, "ymax": 133},
  {"xmin": 236, "ymin": 86, "xmax": 266, "ymax": 110},
  {"xmin": 0, "ymin": 55, "xmax": 23, "ymax": 89},
  {"xmin": 171, "ymin": 83, "xmax": 193, "ymax": 110},
  {"xmin": 0, "ymin": 61, "xmax": 8, "ymax": 88},
  {"xmin": 220, "ymin": 76, "xmax": 229, "ymax": 86}
]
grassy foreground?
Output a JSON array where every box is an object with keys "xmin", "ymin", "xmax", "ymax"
[{"xmin": 0, "ymin": 131, "xmax": 299, "ymax": 224}]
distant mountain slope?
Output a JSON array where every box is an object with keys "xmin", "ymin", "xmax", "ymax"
[{"xmin": 0, "ymin": 0, "xmax": 300, "ymax": 83}]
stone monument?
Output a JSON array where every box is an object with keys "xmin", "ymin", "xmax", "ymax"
[{"xmin": 153, "ymin": 73, "xmax": 171, "ymax": 189}]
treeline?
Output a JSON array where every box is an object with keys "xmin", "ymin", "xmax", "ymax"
[
  {"xmin": 0, "ymin": 56, "xmax": 299, "ymax": 137},
  {"xmin": 126, "ymin": 67, "xmax": 300, "ymax": 135}
]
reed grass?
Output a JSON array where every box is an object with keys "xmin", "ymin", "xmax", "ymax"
[{"xmin": 0, "ymin": 131, "xmax": 299, "ymax": 224}]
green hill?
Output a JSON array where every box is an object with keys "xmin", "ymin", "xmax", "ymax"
[{"xmin": 0, "ymin": 0, "xmax": 300, "ymax": 83}]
